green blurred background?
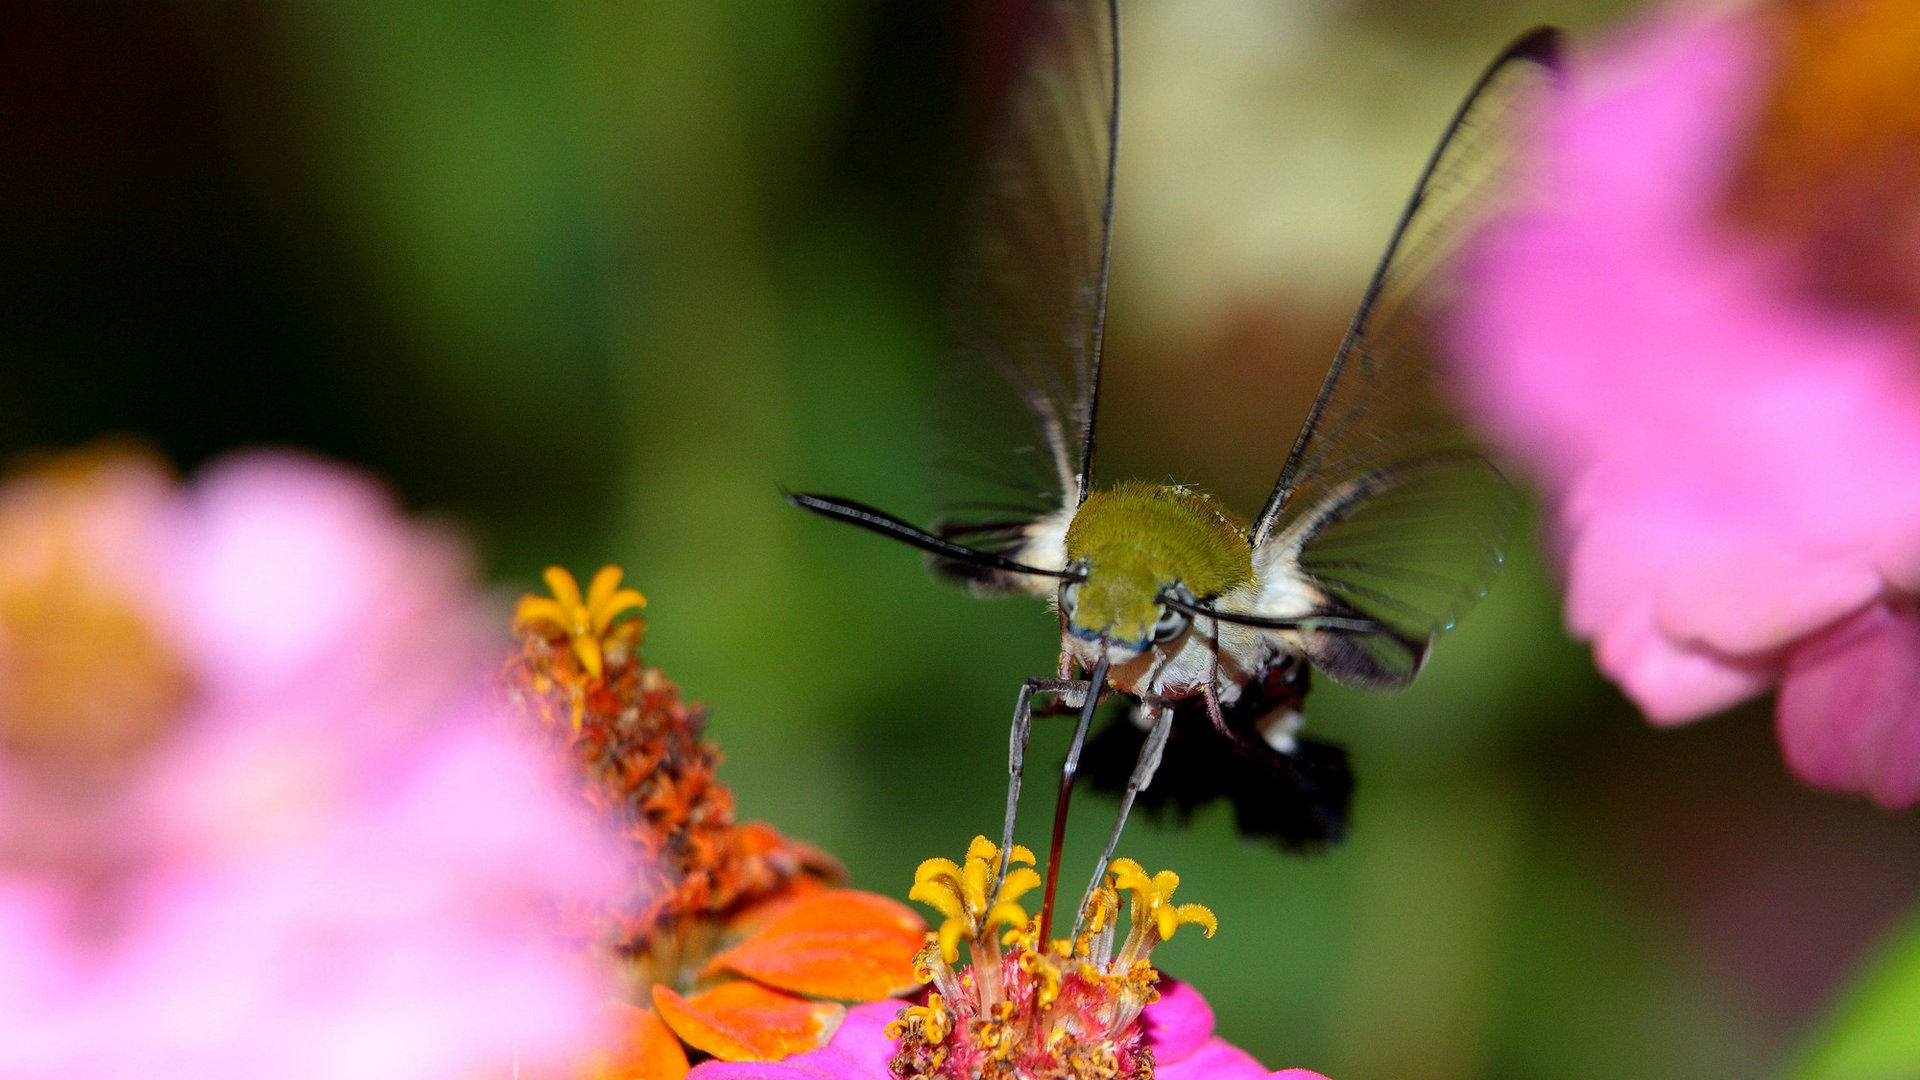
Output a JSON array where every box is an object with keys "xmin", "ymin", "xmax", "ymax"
[{"xmin": 5, "ymin": 1, "xmax": 1919, "ymax": 1077}]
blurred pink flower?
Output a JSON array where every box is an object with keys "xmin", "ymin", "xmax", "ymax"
[
  {"xmin": 0, "ymin": 449, "xmax": 623, "ymax": 1078},
  {"xmin": 1450, "ymin": 6, "xmax": 1920, "ymax": 807},
  {"xmin": 687, "ymin": 981, "xmax": 1329, "ymax": 1080}
]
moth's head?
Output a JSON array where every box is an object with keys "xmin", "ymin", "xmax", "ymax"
[
  {"xmin": 1056, "ymin": 567, "xmax": 1182, "ymax": 662},
  {"xmin": 1058, "ymin": 482, "xmax": 1254, "ymax": 662}
]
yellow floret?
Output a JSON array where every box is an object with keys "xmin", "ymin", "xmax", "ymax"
[{"xmin": 909, "ymin": 837, "xmax": 1046, "ymax": 963}]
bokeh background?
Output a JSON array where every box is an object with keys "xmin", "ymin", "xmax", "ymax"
[{"xmin": 5, "ymin": 1, "xmax": 1918, "ymax": 1077}]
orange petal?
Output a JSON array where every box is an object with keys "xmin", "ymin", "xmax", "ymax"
[
  {"xmin": 582, "ymin": 1003, "xmax": 689, "ymax": 1080},
  {"xmin": 727, "ymin": 877, "xmax": 829, "ymax": 935},
  {"xmin": 707, "ymin": 889, "xmax": 927, "ymax": 1000},
  {"xmin": 734, "ymin": 822, "xmax": 848, "ymax": 885},
  {"xmin": 652, "ymin": 981, "xmax": 843, "ymax": 1062}
]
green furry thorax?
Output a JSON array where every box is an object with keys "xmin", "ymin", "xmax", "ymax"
[{"xmin": 1063, "ymin": 481, "xmax": 1254, "ymax": 641}]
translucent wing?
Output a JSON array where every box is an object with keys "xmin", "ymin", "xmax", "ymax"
[
  {"xmin": 1249, "ymin": 29, "xmax": 1563, "ymax": 688},
  {"xmin": 934, "ymin": 0, "xmax": 1118, "ymax": 560}
]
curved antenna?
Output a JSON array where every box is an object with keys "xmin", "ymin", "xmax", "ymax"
[
  {"xmin": 1158, "ymin": 591, "xmax": 1388, "ymax": 635},
  {"xmin": 784, "ymin": 489, "xmax": 1082, "ymax": 581}
]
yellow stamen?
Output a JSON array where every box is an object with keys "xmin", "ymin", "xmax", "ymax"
[
  {"xmin": 1174, "ymin": 902, "xmax": 1219, "ymax": 939},
  {"xmin": 936, "ymin": 920, "xmax": 969, "ymax": 967},
  {"xmin": 962, "ymin": 851, "xmax": 992, "ymax": 914},
  {"xmin": 997, "ymin": 867, "xmax": 1042, "ymax": 905},
  {"xmin": 1031, "ymin": 951, "xmax": 1063, "ymax": 1009},
  {"xmin": 886, "ymin": 993, "xmax": 952, "ymax": 1044},
  {"xmin": 1081, "ymin": 882, "xmax": 1119, "ymax": 936},
  {"xmin": 909, "ymin": 859, "xmax": 967, "ymax": 922},
  {"xmin": 1109, "ymin": 857, "xmax": 1217, "ymax": 943},
  {"xmin": 907, "ymin": 837, "xmax": 1043, "ymax": 963}
]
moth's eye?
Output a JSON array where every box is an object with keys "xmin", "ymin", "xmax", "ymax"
[
  {"xmin": 1059, "ymin": 581, "xmax": 1081, "ymax": 617},
  {"xmin": 1152, "ymin": 605, "xmax": 1189, "ymax": 643}
]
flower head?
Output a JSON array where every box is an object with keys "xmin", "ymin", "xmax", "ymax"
[
  {"xmin": 690, "ymin": 837, "xmax": 1322, "ymax": 1080},
  {"xmin": 505, "ymin": 568, "xmax": 927, "ymax": 1075},
  {"xmin": 896, "ymin": 838, "xmax": 1213, "ymax": 1080},
  {"xmin": 0, "ymin": 447, "xmax": 624, "ymax": 1079},
  {"xmin": 1449, "ymin": 1, "xmax": 1920, "ymax": 806}
]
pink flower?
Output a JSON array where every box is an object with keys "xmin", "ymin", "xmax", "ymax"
[
  {"xmin": 1449, "ymin": 6, "xmax": 1920, "ymax": 806},
  {"xmin": 686, "ymin": 982, "xmax": 1328, "ymax": 1080},
  {"xmin": 686, "ymin": 838, "xmax": 1329, "ymax": 1080},
  {"xmin": 0, "ymin": 449, "xmax": 623, "ymax": 1078}
]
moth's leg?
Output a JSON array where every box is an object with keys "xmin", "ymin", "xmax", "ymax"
[
  {"xmin": 1203, "ymin": 678, "xmax": 1232, "ymax": 740},
  {"xmin": 1000, "ymin": 672, "xmax": 1089, "ymax": 883},
  {"xmin": 1022, "ymin": 651, "xmax": 1081, "ymax": 719},
  {"xmin": 1204, "ymin": 649, "xmax": 1258, "ymax": 748},
  {"xmin": 1208, "ymin": 661, "xmax": 1308, "ymax": 759},
  {"xmin": 1075, "ymin": 698, "xmax": 1175, "ymax": 932}
]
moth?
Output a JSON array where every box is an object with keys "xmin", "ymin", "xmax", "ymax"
[{"xmin": 788, "ymin": 0, "xmax": 1561, "ymax": 915}]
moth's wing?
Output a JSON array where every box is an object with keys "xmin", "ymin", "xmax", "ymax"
[
  {"xmin": 1258, "ymin": 455, "xmax": 1517, "ymax": 688},
  {"xmin": 932, "ymin": 0, "xmax": 1119, "ymax": 593},
  {"xmin": 1248, "ymin": 29, "xmax": 1563, "ymax": 688}
]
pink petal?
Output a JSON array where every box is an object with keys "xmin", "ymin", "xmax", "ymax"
[
  {"xmin": 1653, "ymin": 543, "xmax": 1881, "ymax": 658},
  {"xmin": 1563, "ymin": 492, "xmax": 1877, "ymax": 669},
  {"xmin": 1778, "ymin": 602, "xmax": 1920, "ymax": 808},
  {"xmin": 1143, "ymin": 979, "xmax": 1215, "ymax": 1064},
  {"xmin": 1877, "ymin": 527, "xmax": 1920, "ymax": 595},
  {"xmin": 1157, "ymin": 1036, "xmax": 1271, "ymax": 1080},
  {"xmin": 169, "ymin": 452, "xmax": 473, "ymax": 696},
  {"xmin": 1588, "ymin": 597, "xmax": 1775, "ymax": 725}
]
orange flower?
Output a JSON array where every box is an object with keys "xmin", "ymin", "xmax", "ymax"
[{"xmin": 506, "ymin": 567, "xmax": 927, "ymax": 1077}]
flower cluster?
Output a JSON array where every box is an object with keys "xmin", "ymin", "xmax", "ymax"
[
  {"xmin": 505, "ymin": 567, "xmax": 927, "ymax": 1076},
  {"xmin": 0, "ymin": 448, "xmax": 622, "ymax": 1079},
  {"xmin": 1449, "ymin": 0, "xmax": 1920, "ymax": 806}
]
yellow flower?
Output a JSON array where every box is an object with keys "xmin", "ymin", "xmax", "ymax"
[
  {"xmin": 513, "ymin": 565, "xmax": 645, "ymax": 731},
  {"xmin": 1107, "ymin": 857, "xmax": 1218, "ymax": 949},
  {"xmin": 515, "ymin": 565, "xmax": 646, "ymax": 682},
  {"xmin": 909, "ymin": 836, "xmax": 1041, "ymax": 964}
]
